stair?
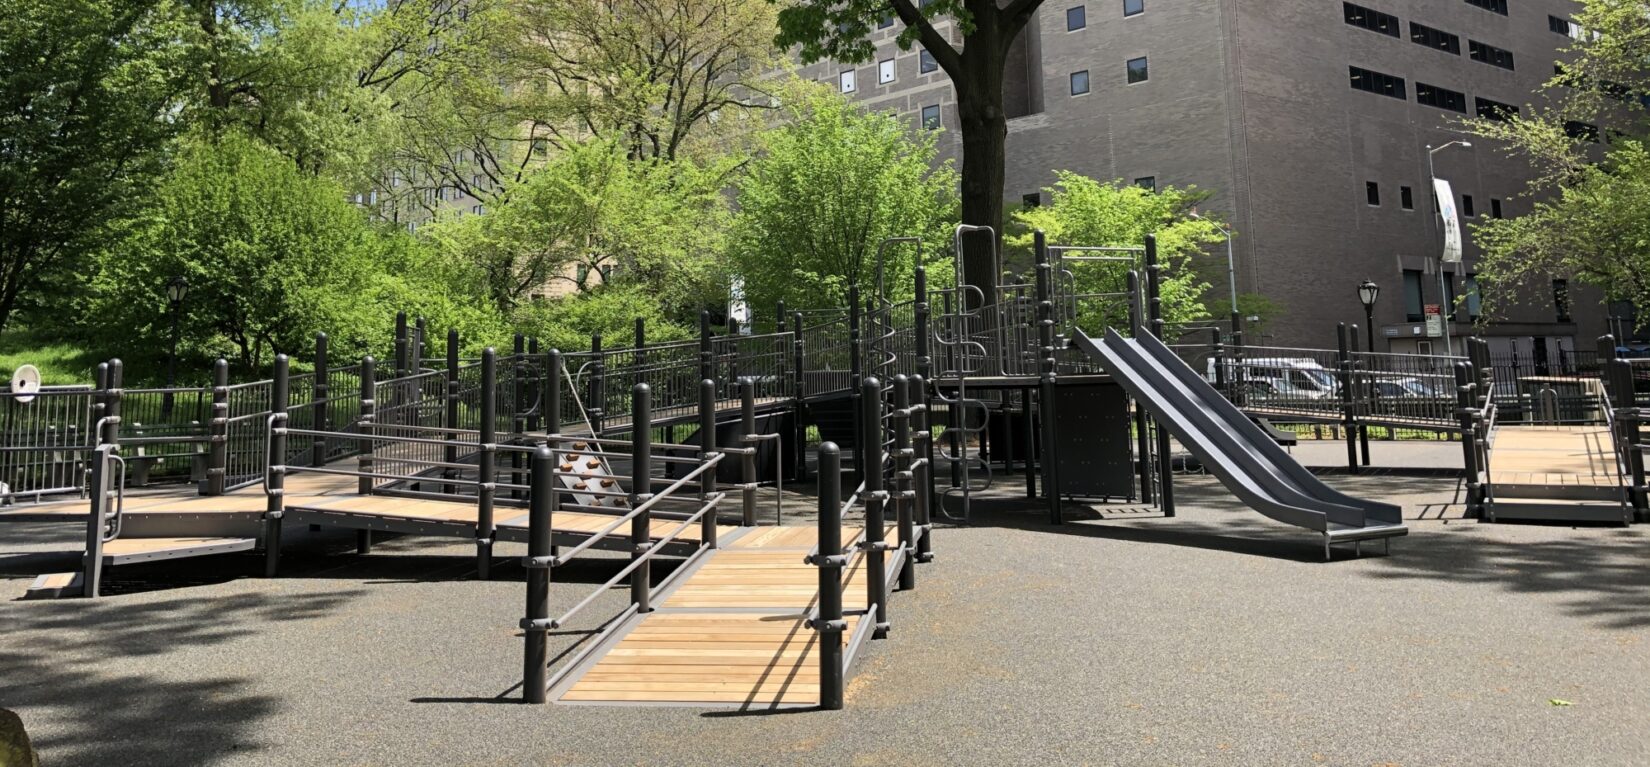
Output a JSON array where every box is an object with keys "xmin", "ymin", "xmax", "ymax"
[
  {"xmin": 1485, "ymin": 496, "xmax": 1631, "ymax": 524},
  {"xmin": 22, "ymin": 536, "xmax": 258, "ymax": 600}
]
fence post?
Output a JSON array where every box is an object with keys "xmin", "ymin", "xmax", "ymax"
[
  {"xmin": 1127, "ymin": 273, "xmax": 1153, "ymax": 504},
  {"xmin": 699, "ymin": 310, "xmax": 713, "ymax": 383},
  {"xmin": 1349, "ymin": 326, "xmax": 1371, "ymax": 465},
  {"xmin": 512, "ymin": 334, "xmax": 527, "ymax": 501},
  {"xmin": 413, "ymin": 316, "xmax": 426, "ymax": 372},
  {"xmin": 589, "ymin": 333, "xmax": 606, "ymax": 435},
  {"xmin": 893, "ymin": 374, "xmax": 916, "ymax": 591},
  {"xmin": 544, "ymin": 349, "xmax": 561, "ymax": 438},
  {"xmin": 477, "ymin": 349, "xmax": 497, "ymax": 579},
  {"xmin": 630, "ymin": 383, "xmax": 653, "ymax": 613},
  {"xmin": 82, "ymin": 444, "xmax": 117, "ymax": 598},
  {"xmin": 1212, "ymin": 328, "xmax": 1228, "ymax": 398},
  {"xmin": 791, "ymin": 311, "xmax": 807, "ymax": 482},
  {"xmin": 699, "ymin": 379, "xmax": 719, "ymax": 548},
  {"xmin": 861, "ymin": 376, "xmax": 889, "ymax": 639},
  {"xmin": 445, "ymin": 329, "xmax": 460, "ymax": 495},
  {"xmin": 1455, "ymin": 362, "xmax": 1483, "ymax": 518},
  {"xmin": 850, "ymin": 286, "xmax": 864, "ymax": 479},
  {"xmin": 1231, "ymin": 313, "xmax": 1247, "ymax": 408},
  {"xmin": 1144, "ymin": 234, "xmax": 1163, "ymax": 339},
  {"xmin": 909, "ymin": 374, "xmax": 933, "ymax": 565},
  {"xmin": 526, "ymin": 337, "xmax": 542, "ymax": 433},
  {"xmin": 814, "ymin": 441, "xmax": 845, "ymax": 710},
  {"xmin": 357, "ymin": 357, "xmax": 376, "ymax": 496},
  {"xmin": 1337, "ymin": 324, "xmax": 1358, "ymax": 474},
  {"xmin": 1034, "ymin": 231, "xmax": 1062, "ymax": 523},
  {"xmin": 312, "ymin": 333, "xmax": 329, "ymax": 468},
  {"xmin": 394, "ymin": 311, "xmax": 409, "ymax": 379},
  {"xmin": 912, "ymin": 271, "xmax": 937, "ymax": 519},
  {"xmin": 740, "ymin": 378, "xmax": 757, "ymax": 526},
  {"xmin": 264, "ymin": 354, "xmax": 289, "ymax": 578},
  {"xmin": 522, "ymin": 443, "xmax": 555, "ymax": 704},
  {"xmin": 205, "ymin": 360, "xmax": 229, "ymax": 495},
  {"xmin": 1608, "ymin": 358, "xmax": 1646, "ymax": 519},
  {"xmin": 100, "ymin": 359, "xmax": 123, "ymax": 448}
]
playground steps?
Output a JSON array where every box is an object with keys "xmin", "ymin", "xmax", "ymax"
[
  {"xmin": 24, "ymin": 536, "xmax": 258, "ymax": 599},
  {"xmin": 1484, "ymin": 425, "xmax": 1630, "ymax": 524}
]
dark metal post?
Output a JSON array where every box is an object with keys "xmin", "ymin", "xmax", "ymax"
[
  {"xmin": 1231, "ymin": 312, "xmax": 1247, "ymax": 408},
  {"xmin": 849, "ymin": 285, "xmax": 864, "ymax": 478},
  {"xmin": 893, "ymin": 374, "xmax": 916, "ymax": 591},
  {"xmin": 815, "ymin": 442, "xmax": 845, "ymax": 710},
  {"xmin": 512, "ymin": 335, "xmax": 527, "ymax": 501},
  {"xmin": 1145, "ymin": 237, "xmax": 1175, "ymax": 515},
  {"xmin": 791, "ymin": 311, "xmax": 807, "ymax": 482},
  {"xmin": 522, "ymin": 444, "xmax": 555, "ymax": 704},
  {"xmin": 101, "ymin": 359, "xmax": 124, "ymax": 448},
  {"xmin": 913, "ymin": 269, "xmax": 937, "ymax": 517},
  {"xmin": 1609, "ymin": 359, "xmax": 1646, "ymax": 518},
  {"xmin": 630, "ymin": 383, "xmax": 653, "ymax": 612},
  {"xmin": 1455, "ymin": 361, "xmax": 1483, "ymax": 517},
  {"xmin": 1212, "ymin": 328, "xmax": 1228, "ymax": 399},
  {"xmin": 311, "ymin": 333, "xmax": 329, "ymax": 468},
  {"xmin": 1337, "ymin": 324, "xmax": 1358, "ymax": 473},
  {"xmin": 861, "ymin": 376, "xmax": 889, "ymax": 638},
  {"xmin": 206, "ymin": 360, "xmax": 229, "ymax": 495},
  {"xmin": 1128, "ymin": 274, "xmax": 1152, "ymax": 504},
  {"xmin": 83, "ymin": 444, "xmax": 117, "ymax": 598},
  {"xmin": 394, "ymin": 311, "xmax": 409, "ymax": 379},
  {"xmin": 699, "ymin": 379, "xmax": 719, "ymax": 548},
  {"xmin": 699, "ymin": 310, "xmax": 713, "ymax": 384},
  {"xmin": 264, "ymin": 355, "xmax": 289, "ymax": 577},
  {"xmin": 526, "ymin": 337, "xmax": 542, "ymax": 433},
  {"xmin": 740, "ymin": 378, "xmax": 757, "ymax": 526},
  {"xmin": 357, "ymin": 357, "xmax": 376, "ymax": 495},
  {"xmin": 1352, "ymin": 327, "xmax": 1371, "ymax": 466},
  {"xmin": 910, "ymin": 374, "xmax": 933, "ymax": 564},
  {"xmin": 1035, "ymin": 231, "xmax": 1062, "ymax": 522},
  {"xmin": 589, "ymin": 334, "xmax": 605, "ymax": 435},
  {"xmin": 477, "ymin": 349, "xmax": 497, "ymax": 579},
  {"xmin": 444, "ymin": 329, "xmax": 460, "ymax": 495}
]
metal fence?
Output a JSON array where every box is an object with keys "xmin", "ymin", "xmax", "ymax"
[
  {"xmin": 0, "ymin": 386, "xmax": 98, "ymax": 504},
  {"xmin": 800, "ymin": 316, "xmax": 853, "ymax": 398}
]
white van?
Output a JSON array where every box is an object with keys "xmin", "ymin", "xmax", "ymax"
[{"xmin": 1205, "ymin": 357, "xmax": 1339, "ymax": 399}]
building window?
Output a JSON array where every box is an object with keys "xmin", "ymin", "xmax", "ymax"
[
  {"xmin": 1416, "ymin": 82, "xmax": 1467, "ymax": 112},
  {"xmin": 1475, "ymin": 97, "xmax": 1520, "ymax": 121},
  {"xmin": 1491, "ymin": 198, "xmax": 1503, "ymax": 218},
  {"xmin": 1565, "ymin": 120, "xmax": 1600, "ymax": 142},
  {"xmin": 1548, "ymin": 15, "xmax": 1589, "ymax": 40},
  {"xmin": 576, "ymin": 264, "xmax": 591, "ymax": 283},
  {"xmin": 1366, "ymin": 181, "xmax": 1380, "ymax": 206},
  {"xmin": 921, "ymin": 104, "xmax": 941, "ymax": 130},
  {"xmin": 839, "ymin": 70, "xmax": 856, "ymax": 93},
  {"xmin": 879, "ymin": 58, "xmax": 896, "ymax": 84},
  {"xmin": 1344, "ymin": 3, "xmax": 1400, "ymax": 37},
  {"xmin": 1022, "ymin": 192, "xmax": 1041, "ymax": 208},
  {"xmin": 919, "ymin": 49, "xmax": 937, "ymax": 73},
  {"xmin": 1123, "ymin": 0, "xmax": 1143, "ymax": 16},
  {"xmin": 1403, "ymin": 269, "xmax": 1425, "ymax": 322},
  {"xmin": 1464, "ymin": 275, "xmax": 1482, "ymax": 319},
  {"xmin": 1070, "ymin": 70, "xmax": 1090, "ymax": 95},
  {"xmin": 1067, "ymin": 5, "xmax": 1086, "ymax": 30},
  {"xmin": 1468, "ymin": 40, "xmax": 1515, "ymax": 70},
  {"xmin": 1349, "ymin": 66, "xmax": 1406, "ymax": 99},
  {"xmin": 1553, "ymin": 279, "xmax": 1571, "ymax": 322},
  {"xmin": 1461, "ymin": 194, "xmax": 1475, "ymax": 217},
  {"xmin": 1135, "ymin": 176, "xmax": 1156, "ymax": 191},
  {"xmin": 1444, "ymin": 272, "xmax": 1458, "ymax": 317},
  {"xmin": 878, "ymin": 14, "xmax": 894, "ymax": 29},
  {"xmin": 1465, "ymin": 0, "xmax": 1507, "ymax": 15},
  {"xmin": 472, "ymin": 204, "xmax": 484, "ymax": 215},
  {"xmin": 1126, "ymin": 56, "xmax": 1148, "ymax": 84},
  {"xmin": 1401, "ymin": 186, "xmax": 1414, "ymax": 210},
  {"xmin": 1410, "ymin": 22, "xmax": 1461, "ymax": 55}
]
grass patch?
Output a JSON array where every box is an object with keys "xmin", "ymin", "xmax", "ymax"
[{"xmin": 0, "ymin": 330, "xmax": 105, "ymax": 386}]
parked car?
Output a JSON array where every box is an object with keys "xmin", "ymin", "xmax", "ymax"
[{"xmin": 1207, "ymin": 357, "xmax": 1339, "ymax": 399}]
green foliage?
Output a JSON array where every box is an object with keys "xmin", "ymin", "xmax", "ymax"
[
  {"xmin": 511, "ymin": 285, "xmax": 695, "ymax": 354},
  {"xmin": 0, "ymin": 330, "xmax": 106, "ymax": 386},
  {"xmin": 729, "ymin": 89, "xmax": 959, "ymax": 314},
  {"xmin": 1009, "ymin": 172, "xmax": 1221, "ymax": 332}
]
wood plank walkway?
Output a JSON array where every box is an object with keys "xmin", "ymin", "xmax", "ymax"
[
  {"xmin": 555, "ymin": 525, "xmax": 898, "ymax": 709},
  {"xmin": 1489, "ymin": 425, "xmax": 1622, "ymax": 487}
]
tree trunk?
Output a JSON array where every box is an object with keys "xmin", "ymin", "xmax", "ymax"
[{"xmin": 955, "ymin": 49, "xmax": 1009, "ymax": 307}]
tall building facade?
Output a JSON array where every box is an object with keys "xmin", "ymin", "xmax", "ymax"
[{"xmin": 803, "ymin": 0, "xmax": 1612, "ymax": 358}]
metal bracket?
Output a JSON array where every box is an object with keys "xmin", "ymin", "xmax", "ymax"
[
  {"xmin": 804, "ymin": 553, "xmax": 851, "ymax": 567},
  {"xmin": 808, "ymin": 618, "xmax": 849, "ymax": 632},
  {"xmin": 521, "ymin": 555, "xmax": 556, "ymax": 569},
  {"xmin": 633, "ymin": 541, "xmax": 654, "ymax": 555},
  {"xmin": 519, "ymin": 617, "xmax": 554, "ymax": 631}
]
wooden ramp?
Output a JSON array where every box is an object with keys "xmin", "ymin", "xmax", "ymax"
[
  {"xmin": 553, "ymin": 525, "xmax": 897, "ymax": 709},
  {"xmin": 1486, "ymin": 425, "xmax": 1630, "ymax": 523}
]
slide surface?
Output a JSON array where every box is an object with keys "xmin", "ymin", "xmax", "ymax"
[{"xmin": 1074, "ymin": 328, "xmax": 1405, "ymax": 543}]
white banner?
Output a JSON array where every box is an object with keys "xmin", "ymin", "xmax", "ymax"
[{"xmin": 1434, "ymin": 178, "xmax": 1462, "ymax": 263}]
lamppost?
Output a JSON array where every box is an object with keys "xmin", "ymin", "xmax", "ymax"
[
  {"xmin": 162, "ymin": 275, "xmax": 189, "ymax": 418},
  {"xmin": 1358, "ymin": 279, "xmax": 1379, "ymax": 352},
  {"xmin": 1188, "ymin": 211, "xmax": 1239, "ymax": 338},
  {"xmin": 1427, "ymin": 140, "xmax": 1471, "ymax": 357}
]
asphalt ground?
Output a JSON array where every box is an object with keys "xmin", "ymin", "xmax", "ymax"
[{"xmin": 2, "ymin": 471, "xmax": 1647, "ymax": 766}]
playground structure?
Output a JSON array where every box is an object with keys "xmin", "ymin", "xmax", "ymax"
[{"xmin": 3, "ymin": 228, "xmax": 1647, "ymax": 707}]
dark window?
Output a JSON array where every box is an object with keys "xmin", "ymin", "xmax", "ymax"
[
  {"xmin": 1123, "ymin": 0, "xmax": 1143, "ymax": 16},
  {"xmin": 1465, "ymin": 275, "xmax": 1482, "ymax": 319},
  {"xmin": 1343, "ymin": 3, "xmax": 1400, "ymax": 37},
  {"xmin": 1444, "ymin": 272, "xmax": 1459, "ymax": 318},
  {"xmin": 1126, "ymin": 56, "xmax": 1149, "ymax": 83},
  {"xmin": 1553, "ymin": 279, "xmax": 1571, "ymax": 322},
  {"xmin": 1565, "ymin": 120, "xmax": 1600, "ymax": 142},
  {"xmin": 1022, "ymin": 193, "xmax": 1041, "ymax": 208},
  {"xmin": 1401, "ymin": 186, "xmax": 1415, "ymax": 210},
  {"xmin": 1403, "ymin": 269, "xmax": 1425, "ymax": 322},
  {"xmin": 1349, "ymin": 66, "xmax": 1406, "ymax": 99},
  {"xmin": 1135, "ymin": 176, "xmax": 1156, "ymax": 191},
  {"xmin": 1366, "ymin": 181, "xmax": 1381, "ymax": 206},
  {"xmin": 1410, "ymin": 22, "xmax": 1461, "ymax": 55},
  {"xmin": 1070, "ymin": 70, "xmax": 1090, "ymax": 95},
  {"xmin": 1465, "ymin": 0, "xmax": 1507, "ymax": 14},
  {"xmin": 1462, "ymin": 194, "xmax": 1475, "ymax": 217},
  {"xmin": 1066, "ymin": 6, "xmax": 1086, "ymax": 30},
  {"xmin": 921, "ymin": 104, "xmax": 941, "ymax": 129},
  {"xmin": 1416, "ymin": 82, "xmax": 1467, "ymax": 112},
  {"xmin": 1475, "ymin": 97, "xmax": 1520, "ymax": 121},
  {"xmin": 878, "ymin": 14, "xmax": 894, "ymax": 29},
  {"xmin": 1548, "ymin": 15, "xmax": 1569, "ymax": 34},
  {"xmin": 1491, "ymin": 198, "xmax": 1503, "ymax": 218},
  {"xmin": 1468, "ymin": 40, "xmax": 1515, "ymax": 69},
  {"xmin": 919, "ymin": 49, "xmax": 937, "ymax": 73}
]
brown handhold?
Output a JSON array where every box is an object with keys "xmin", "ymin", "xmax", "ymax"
[{"xmin": 585, "ymin": 458, "xmax": 601, "ymax": 469}]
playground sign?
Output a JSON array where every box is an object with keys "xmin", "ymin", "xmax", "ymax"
[{"xmin": 1424, "ymin": 304, "xmax": 1444, "ymax": 337}]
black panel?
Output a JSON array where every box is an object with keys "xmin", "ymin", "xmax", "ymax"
[{"xmin": 1052, "ymin": 383, "xmax": 1135, "ymax": 498}]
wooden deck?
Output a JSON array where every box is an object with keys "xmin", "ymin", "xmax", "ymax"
[
  {"xmin": 555, "ymin": 525, "xmax": 898, "ymax": 709},
  {"xmin": 1489, "ymin": 425, "xmax": 1621, "ymax": 487}
]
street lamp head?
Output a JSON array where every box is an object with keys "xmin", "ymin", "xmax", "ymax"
[
  {"xmin": 166, "ymin": 275, "xmax": 189, "ymax": 305},
  {"xmin": 1358, "ymin": 279, "xmax": 1380, "ymax": 309}
]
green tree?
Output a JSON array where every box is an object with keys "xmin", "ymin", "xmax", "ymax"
[
  {"xmin": 775, "ymin": 0, "xmax": 1047, "ymax": 297},
  {"xmin": 728, "ymin": 90, "xmax": 958, "ymax": 315},
  {"xmin": 0, "ymin": 0, "xmax": 191, "ymax": 333},
  {"xmin": 1466, "ymin": 0, "xmax": 1650, "ymax": 318},
  {"xmin": 511, "ymin": 284, "xmax": 696, "ymax": 354},
  {"xmin": 1009, "ymin": 171, "xmax": 1222, "ymax": 332}
]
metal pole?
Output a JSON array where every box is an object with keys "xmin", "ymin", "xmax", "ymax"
[
  {"xmin": 740, "ymin": 378, "xmax": 757, "ymax": 527},
  {"xmin": 83, "ymin": 444, "xmax": 116, "ymax": 598},
  {"xmin": 861, "ymin": 376, "xmax": 889, "ymax": 639},
  {"xmin": 1337, "ymin": 324, "xmax": 1358, "ymax": 473},
  {"xmin": 394, "ymin": 311, "xmax": 409, "ymax": 378},
  {"xmin": 312, "ymin": 333, "xmax": 328, "ymax": 468},
  {"xmin": 476, "ymin": 348, "xmax": 497, "ymax": 579},
  {"xmin": 631, "ymin": 383, "xmax": 654, "ymax": 613},
  {"xmin": 893, "ymin": 374, "xmax": 915, "ymax": 591},
  {"xmin": 699, "ymin": 378, "xmax": 719, "ymax": 548},
  {"xmin": 206, "ymin": 359, "xmax": 229, "ymax": 495},
  {"xmin": 792, "ymin": 310, "xmax": 807, "ymax": 482},
  {"xmin": 1455, "ymin": 361, "xmax": 1482, "ymax": 517},
  {"xmin": 910, "ymin": 374, "xmax": 933, "ymax": 564},
  {"xmin": 522, "ymin": 444, "xmax": 555, "ymax": 704},
  {"xmin": 849, "ymin": 286, "xmax": 863, "ymax": 480},
  {"xmin": 357, "ymin": 357, "xmax": 376, "ymax": 495},
  {"xmin": 814, "ymin": 441, "xmax": 845, "ymax": 710},
  {"xmin": 264, "ymin": 354, "xmax": 289, "ymax": 578},
  {"xmin": 164, "ymin": 298, "xmax": 181, "ymax": 418},
  {"xmin": 1128, "ymin": 273, "xmax": 1152, "ymax": 504},
  {"xmin": 445, "ymin": 329, "xmax": 460, "ymax": 495},
  {"xmin": 1034, "ymin": 231, "xmax": 1061, "ymax": 522},
  {"xmin": 589, "ymin": 333, "xmax": 605, "ymax": 435}
]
